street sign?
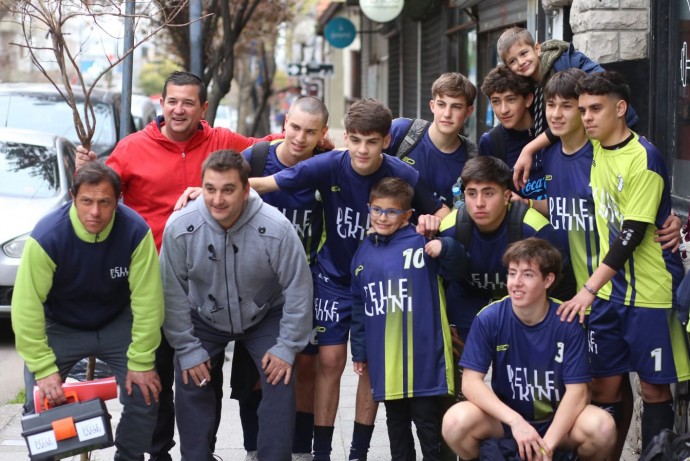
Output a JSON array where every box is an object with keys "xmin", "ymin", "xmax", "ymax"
[
  {"xmin": 287, "ymin": 63, "xmax": 302, "ymax": 76},
  {"xmin": 288, "ymin": 62, "xmax": 334, "ymax": 77},
  {"xmin": 305, "ymin": 62, "xmax": 334, "ymax": 76},
  {"xmin": 325, "ymin": 17, "xmax": 356, "ymax": 49}
]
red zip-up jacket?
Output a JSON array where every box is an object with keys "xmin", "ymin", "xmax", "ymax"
[{"xmin": 107, "ymin": 117, "xmax": 278, "ymax": 250}]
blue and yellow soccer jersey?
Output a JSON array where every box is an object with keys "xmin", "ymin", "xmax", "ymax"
[
  {"xmin": 590, "ymin": 133, "xmax": 684, "ymax": 308},
  {"xmin": 460, "ymin": 298, "xmax": 590, "ymax": 424},
  {"xmin": 350, "ymin": 225, "xmax": 454, "ymax": 401},
  {"xmin": 242, "ymin": 141, "xmax": 323, "ymax": 266},
  {"xmin": 387, "ymin": 118, "xmax": 473, "ymax": 206},
  {"xmin": 275, "ymin": 150, "xmax": 442, "ymax": 284},
  {"xmin": 438, "ymin": 205, "xmax": 557, "ymax": 335},
  {"xmin": 542, "ymin": 141, "xmax": 599, "ymax": 288}
]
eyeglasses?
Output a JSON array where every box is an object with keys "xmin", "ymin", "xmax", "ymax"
[{"xmin": 367, "ymin": 205, "xmax": 410, "ymax": 219}]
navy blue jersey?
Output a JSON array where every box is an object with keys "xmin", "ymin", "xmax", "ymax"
[
  {"xmin": 387, "ymin": 118, "xmax": 473, "ymax": 205},
  {"xmin": 460, "ymin": 298, "xmax": 590, "ymax": 424},
  {"xmin": 438, "ymin": 206, "xmax": 557, "ymax": 334},
  {"xmin": 541, "ymin": 141, "xmax": 599, "ymax": 288},
  {"xmin": 350, "ymin": 225, "xmax": 454, "ymax": 401},
  {"xmin": 274, "ymin": 150, "xmax": 442, "ymax": 284},
  {"xmin": 479, "ymin": 125, "xmax": 547, "ymax": 200},
  {"xmin": 242, "ymin": 141, "xmax": 323, "ymax": 265}
]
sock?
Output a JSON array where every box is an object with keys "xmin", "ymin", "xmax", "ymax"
[
  {"xmin": 349, "ymin": 422, "xmax": 375, "ymax": 460},
  {"xmin": 592, "ymin": 400, "xmax": 624, "ymax": 429},
  {"xmin": 642, "ymin": 399, "xmax": 674, "ymax": 450},
  {"xmin": 238, "ymin": 389, "xmax": 262, "ymax": 452},
  {"xmin": 313, "ymin": 425, "xmax": 335, "ymax": 461},
  {"xmin": 293, "ymin": 411, "xmax": 314, "ymax": 453}
]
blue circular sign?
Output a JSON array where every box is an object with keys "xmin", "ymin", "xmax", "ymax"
[{"xmin": 324, "ymin": 17, "xmax": 356, "ymax": 49}]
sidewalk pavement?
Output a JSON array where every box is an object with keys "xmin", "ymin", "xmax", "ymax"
[
  {"xmin": 0, "ymin": 344, "xmax": 396, "ymax": 461},
  {"xmin": 0, "ymin": 343, "xmax": 642, "ymax": 461}
]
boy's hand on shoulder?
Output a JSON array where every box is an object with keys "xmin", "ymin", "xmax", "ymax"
[
  {"xmin": 556, "ymin": 288, "xmax": 593, "ymax": 324},
  {"xmin": 174, "ymin": 187, "xmax": 202, "ymax": 211},
  {"xmin": 353, "ymin": 361, "xmax": 367, "ymax": 376},
  {"xmin": 424, "ymin": 239, "xmax": 442, "ymax": 258},
  {"xmin": 513, "ymin": 147, "xmax": 536, "ymax": 190}
]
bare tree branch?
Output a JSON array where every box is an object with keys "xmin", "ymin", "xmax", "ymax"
[{"xmin": 1, "ymin": 0, "xmax": 199, "ymax": 149}]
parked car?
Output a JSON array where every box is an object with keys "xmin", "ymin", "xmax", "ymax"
[
  {"xmin": 131, "ymin": 93, "xmax": 158, "ymax": 131},
  {"xmin": 0, "ymin": 128, "xmax": 77, "ymax": 317},
  {"xmin": 0, "ymin": 83, "xmax": 134, "ymax": 159}
]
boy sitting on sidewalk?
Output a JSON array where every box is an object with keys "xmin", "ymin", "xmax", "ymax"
[
  {"xmin": 442, "ymin": 238, "xmax": 615, "ymax": 461},
  {"xmin": 350, "ymin": 177, "xmax": 456, "ymax": 461}
]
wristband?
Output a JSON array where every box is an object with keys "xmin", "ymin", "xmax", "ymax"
[
  {"xmin": 528, "ymin": 199, "xmax": 534, "ymax": 209},
  {"xmin": 583, "ymin": 283, "xmax": 598, "ymax": 296}
]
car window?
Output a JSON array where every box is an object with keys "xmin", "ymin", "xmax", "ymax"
[
  {"xmin": 0, "ymin": 94, "xmax": 116, "ymax": 155},
  {"xmin": 0, "ymin": 141, "xmax": 61, "ymax": 198}
]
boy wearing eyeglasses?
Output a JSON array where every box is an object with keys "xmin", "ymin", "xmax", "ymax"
[
  {"xmin": 248, "ymin": 98, "xmax": 449, "ymax": 461},
  {"xmin": 350, "ymin": 177, "xmax": 456, "ymax": 461}
]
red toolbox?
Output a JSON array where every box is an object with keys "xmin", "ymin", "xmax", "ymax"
[{"xmin": 21, "ymin": 393, "xmax": 113, "ymax": 460}]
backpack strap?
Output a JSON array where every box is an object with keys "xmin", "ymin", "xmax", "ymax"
[
  {"xmin": 460, "ymin": 135, "xmax": 478, "ymax": 159},
  {"xmin": 396, "ymin": 118, "xmax": 431, "ymax": 159},
  {"xmin": 489, "ymin": 125, "xmax": 506, "ymax": 163},
  {"xmin": 454, "ymin": 203, "xmax": 474, "ymax": 250},
  {"xmin": 249, "ymin": 141, "xmax": 270, "ymax": 178},
  {"xmin": 507, "ymin": 201, "xmax": 529, "ymax": 244}
]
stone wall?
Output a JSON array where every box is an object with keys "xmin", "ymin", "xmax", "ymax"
[{"xmin": 568, "ymin": 0, "xmax": 649, "ymax": 64}]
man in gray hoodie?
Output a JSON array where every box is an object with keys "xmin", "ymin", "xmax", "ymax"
[{"xmin": 159, "ymin": 150, "xmax": 313, "ymax": 461}]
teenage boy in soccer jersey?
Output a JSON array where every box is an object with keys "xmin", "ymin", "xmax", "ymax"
[
  {"xmin": 479, "ymin": 65, "xmax": 547, "ymax": 202},
  {"xmin": 557, "ymin": 71, "xmax": 690, "ymax": 451},
  {"xmin": 249, "ymin": 98, "xmax": 449, "ymax": 461},
  {"xmin": 350, "ymin": 178, "xmax": 456, "ymax": 461},
  {"xmin": 442, "ymin": 238, "xmax": 616, "ymax": 461},
  {"xmin": 425, "ymin": 156, "xmax": 569, "ymax": 342},
  {"xmin": 234, "ymin": 95, "xmax": 329, "ymax": 460},
  {"xmin": 525, "ymin": 68, "xmax": 682, "ymax": 460},
  {"xmin": 387, "ymin": 72, "xmax": 477, "ymax": 205}
]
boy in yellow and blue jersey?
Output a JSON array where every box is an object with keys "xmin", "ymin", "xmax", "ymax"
[
  {"xmin": 351, "ymin": 178, "xmax": 455, "ymax": 461},
  {"xmin": 558, "ymin": 71, "xmax": 690, "ymax": 451}
]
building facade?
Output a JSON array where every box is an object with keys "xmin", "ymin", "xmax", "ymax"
[{"xmin": 318, "ymin": 0, "xmax": 690, "ymax": 210}]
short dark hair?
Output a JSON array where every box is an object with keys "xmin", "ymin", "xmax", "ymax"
[
  {"xmin": 290, "ymin": 96, "xmax": 330, "ymax": 127},
  {"xmin": 344, "ymin": 98, "xmax": 392, "ymax": 137},
  {"xmin": 431, "ymin": 72, "xmax": 478, "ymax": 106},
  {"xmin": 369, "ymin": 177, "xmax": 414, "ymax": 210},
  {"xmin": 72, "ymin": 161, "xmax": 121, "ymax": 198},
  {"xmin": 544, "ymin": 68, "xmax": 587, "ymax": 101},
  {"xmin": 460, "ymin": 156, "xmax": 512, "ymax": 190},
  {"xmin": 162, "ymin": 71, "xmax": 207, "ymax": 105},
  {"xmin": 481, "ymin": 65, "xmax": 534, "ymax": 99},
  {"xmin": 497, "ymin": 27, "xmax": 536, "ymax": 61},
  {"xmin": 575, "ymin": 71, "xmax": 631, "ymax": 104},
  {"xmin": 201, "ymin": 150, "xmax": 250, "ymax": 186},
  {"xmin": 502, "ymin": 237, "xmax": 562, "ymax": 282}
]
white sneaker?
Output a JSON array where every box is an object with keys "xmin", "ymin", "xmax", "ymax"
[
  {"xmin": 244, "ymin": 451, "xmax": 258, "ymax": 461},
  {"xmin": 292, "ymin": 454, "xmax": 313, "ymax": 461}
]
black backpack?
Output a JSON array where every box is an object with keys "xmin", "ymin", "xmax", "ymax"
[
  {"xmin": 248, "ymin": 141, "xmax": 271, "ymax": 178},
  {"xmin": 393, "ymin": 118, "xmax": 478, "ymax": 160},
  {"xmin": 454, "ymin": 200, "xmax": 529, "ymax": 249},
  {"xmin": 488, "ymin": 124, "xmax": 507, "ymax": 163}
]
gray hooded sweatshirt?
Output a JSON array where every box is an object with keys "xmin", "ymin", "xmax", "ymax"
[{"xmin": 160, "ymin": 189, "xmax": 313, "ymax": 370}]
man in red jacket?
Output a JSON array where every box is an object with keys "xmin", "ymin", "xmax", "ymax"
[{"xmin": 77, "ymin": 70, "xmax": 281, "ymax": 461}]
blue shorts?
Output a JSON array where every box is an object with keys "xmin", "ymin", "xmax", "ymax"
[
  {"xmin": 313, "ymin": 272, "xmax": 352, "ymax": 346},
  {"xmin": 588, "ymin": 298, "xmax": 690, "ymax": 383}
]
